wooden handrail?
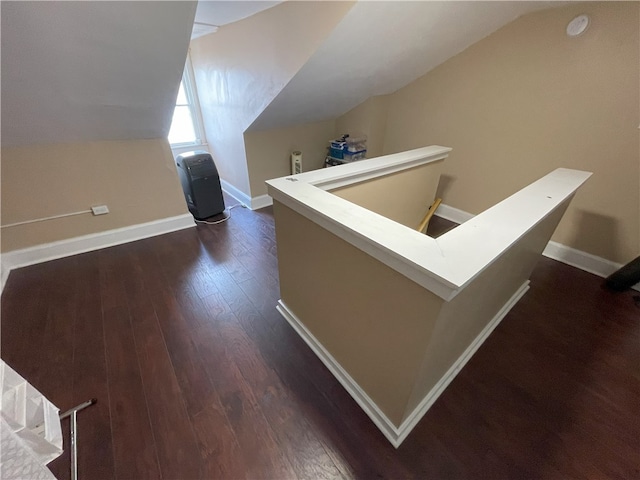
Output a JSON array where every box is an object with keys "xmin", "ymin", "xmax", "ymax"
[{"xmin": 417, "ymin": 198, "xmax": 442, "ymax": 234}]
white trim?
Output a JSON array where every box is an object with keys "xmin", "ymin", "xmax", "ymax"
[
  {"xmin": 220, "ymin": 179, "xmax": 272, "ymax": 211},
  {"xmin": 437, "ymin": 203, "xmax": 640, "ymax": 292},
  {"xmin": 543, "ymin": 241, "xmax": 640, "ymax": 292},
  {"xmin": 1, "ymin": 262, "xmax": 10, "ymax": 293},
  {"xmin": 1, "ymin": 214, "xmax": 195, "ymax": 275},
  {"xmin": 293, "ymin": 147, "xmax": 450, "ymax": 192},
  {"xmin": 543, "ymin": 240, "xmax": 619, "ymax": 278},
  {"xmin": 434, "ymin": 203, "xmax": 474, "ymax": 224},
  {"xmin": 396, "ymin": 281, "xmax": 530, "ymax": 444},
  {"xmin": 268, "ymin": 153, "xmax": 591, "ymax": 301},
  {"xmin": 171, "ymin": 143, "xmax": 210, "ymax": 157},
  {"xmin": 169, "ymin": 52, "xmax": 207, "ymax": 148},
  {"xmin": 268, "ymin": 147, "xmax": 459, "ymax": 300},
  {"xmin": 250, "ymin": 194, "xmax": 273, "ymax": 211},
  {"xmin": 220, "ymin": 179, "xmax": 251, "ymax": 208},
  {"xmin": 183, "ymin": 52, "xmax": 207, "ymax": 146},
  {"xmin": 276, "ymin": 281, "xmax": 529, "ymax": 448},
  {"xmin": 276, "ymin": 300, "xmax": 402, "ymax": 446}
]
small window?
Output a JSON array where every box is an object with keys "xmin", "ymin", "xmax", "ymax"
[{"xmin": 168, "ymin": 55, "xmax": 205, "ymax": 147}]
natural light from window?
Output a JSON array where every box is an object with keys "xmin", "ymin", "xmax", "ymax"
[
  {"xmin": 168, "ymin": 55, "xmax": 205, "ymax": 147},
  {"xmin": 168, "ymin": 82, "xmax": 197, "ymax": 145}
]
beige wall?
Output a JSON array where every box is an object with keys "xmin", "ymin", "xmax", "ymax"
[
  {"xmin": 244, "ymin": 94, "xmax": 393, "ymax": 197},
  {"xmin": 190, "ymin": 1, "xmax": 353, "ymax": 198},
  {"xmin": 331, "ymin": 159, "xmax": 443, "ymax": 229},
  {"xmin": 274, "ymin": 175, "xmax": 578, "ymax": 429},
  {"xmin": 274, "ymin": 201, "xmax": 444, "ymax": 426},
  {"xmin": 244, "ymin": 119, "xmax": 336, "ymax": 196},
  {"xmin": 404, "ymin": 197, "xmax": 571, "ymax": 419},
  {"xmin": 335, "ymin": 95, "xmax": 390, "ymax": 159},
  {"xmin": 381, "ymin": 2, "xmax": 639, "ymax": 264},
  {"xmin": 1, "ymin": 138, "xmax": 188, "ymax": 252}
]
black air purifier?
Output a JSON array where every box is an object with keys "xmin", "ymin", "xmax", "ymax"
[{"xmin": 175, "ymin": 151, "xmax": 225, "ymax": 220}]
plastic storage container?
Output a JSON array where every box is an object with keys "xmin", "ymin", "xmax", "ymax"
[
  {"xmin": 346, "ymin": 135, "xmax": 367, "ymax": 153},
  {"xmin": 329, "ymin": 141, "xmax": 347, "ymax": 159}
]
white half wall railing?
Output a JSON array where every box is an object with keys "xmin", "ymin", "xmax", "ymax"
[{"xmin": 267, "ymin": 146, "xmax": 593, "ymax": 447}]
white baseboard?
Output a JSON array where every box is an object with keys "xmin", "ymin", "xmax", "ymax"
[
  {"xmin": 250, "ymin": 194, "xmax": 273, "ymax": 210},
  {"xmin": 543, "ymin": 241, "xmax": 640, "ymax": 292},
  {"xmin": 434, "ymin": 203, "xmax": 474, "ymax": 224},
  {"xmin": 436, "ymin": 204, "xmax": 639, "ymax": 292},
  {"xmin": 277, "ymin": 281, "xmax": 529, "ymax": 448},
  {"xmin": 542, "ymin": 240, "xmax": 617, "ymax": 278},
  {"xmin": 220, "ymin": 179, "xmax": 273, "ymax": 211},
  {"xmin": 276, "ymin": 300, "xmax": 402, "ymax": 446},
  {"xmin": 220, "ymin": 179, "xmax": 251, "ymax": 209},
  {"xmin": 1, "ymin": 263, "xmax": 10, "ymax": 293},
  {"xmin": 396, "ymin": 280, "xmax": 530, "ymax": 444},
  {"xmin": 1, "ymin": 213, "xmax": 195, "ymax": 291}
]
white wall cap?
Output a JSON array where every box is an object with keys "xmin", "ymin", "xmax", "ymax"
[{"xmin": 267, "ymin": 148, "xmax": 591, "ymax": 300}]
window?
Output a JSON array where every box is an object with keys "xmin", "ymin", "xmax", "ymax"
[{"xmin": 168, "ymin": 55, "xmax": 205, "ymax": 147}]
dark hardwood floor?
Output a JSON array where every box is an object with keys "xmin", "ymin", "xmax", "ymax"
[{"xmin": 2, "ymin": 204, "xmax": 639, "ymax": 479}]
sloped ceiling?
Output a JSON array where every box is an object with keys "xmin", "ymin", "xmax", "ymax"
[
  {"xmin": 250, "ymin": 1, "xmax": 564, "ymax": 132},
  {"xmin": 192, "ymin": 1, "xmax": 283, "ymax": 39},
  {"xmin": 1, "ymin": 1, "xmax": 197, "ymax": 148}
]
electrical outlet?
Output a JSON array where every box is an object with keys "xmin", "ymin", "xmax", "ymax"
[{"xmin": 91, "ymin": 205, "xmax": 109, "ymax": 216}]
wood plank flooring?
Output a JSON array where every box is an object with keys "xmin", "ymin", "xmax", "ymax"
[{"xmin": 1, "ymin": 205, "xmax": 639, "ymax": 479}]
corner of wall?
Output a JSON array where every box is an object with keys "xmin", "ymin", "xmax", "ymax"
[
  {"xmin": 1, "ymin": 138, "xmax": 188, "ymax": 253},
  {"xmin": 244, "ymin": 119, "xmax": 338, "ymax": 197},
  {"xmin": 190, "ymin": 1, "xmax": 354, "ymax": 202},
  {"xmin": 1, "ymin": 259, "xmax": 10, "ymax": 294},
  {"xmin": 380, "ymin": 2, "xmax": 640, "ymax": 265},
  {"xmin": 335, "ymin": 95, "xmax": 391, "ymax": 159}
]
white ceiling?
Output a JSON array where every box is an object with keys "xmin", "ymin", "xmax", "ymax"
[
  {"xmin": 192, "ymin": 1, "xmax": 283, "ymax": 39},
  {"xmin": 1, "ymin": 1, "xmax": 197, "ymax": 147},
  {"xmin": 250, "ymin": 1, "xmax": 564, "ymax": 131},
  {"xmin": 1, "ymin": 1, "xmax": 567, "ymax": 149}
]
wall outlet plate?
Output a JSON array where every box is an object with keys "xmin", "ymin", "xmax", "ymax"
[{"xmin": 91, "ymin": 205, "xmax": 109, "ymax": 215}]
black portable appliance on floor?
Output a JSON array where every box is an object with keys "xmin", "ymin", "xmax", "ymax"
[
  {"xmin": 605, "ymin": 256, "xmax": 640, "ymax": 292},
  {"xmin": 175, "ymin": 151, "xmax": 225, "ymax": 220}
]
